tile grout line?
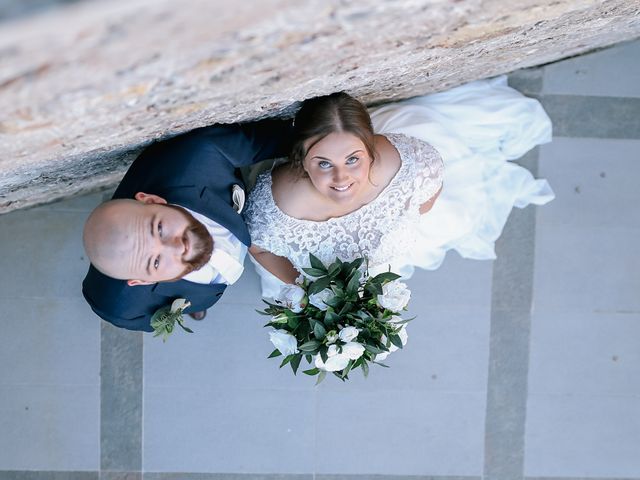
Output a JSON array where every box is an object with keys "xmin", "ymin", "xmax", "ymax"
[{"xmin": 481, "ymin": 67, "xmax": 542, "ymax": 479}]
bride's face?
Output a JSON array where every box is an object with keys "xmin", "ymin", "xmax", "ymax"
[{"xmin": 303, "ymin": 132, "xmax": 372, "ymax": 204}]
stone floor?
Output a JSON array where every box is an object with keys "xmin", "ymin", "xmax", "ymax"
[{"xmin": 1, "ymin": 39, "xmax": 639, "ymax": 480}]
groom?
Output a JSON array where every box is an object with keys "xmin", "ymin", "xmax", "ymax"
[{"xmin": 82, "ymin": 119, "xmax": 292, "ymax": 332}]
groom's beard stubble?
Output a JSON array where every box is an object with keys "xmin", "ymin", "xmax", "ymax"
[{"xmin": 164, "ymin": 204, "xmax": 214, "ymax": 282}]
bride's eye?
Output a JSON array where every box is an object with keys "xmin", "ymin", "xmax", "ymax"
[
  {"xmin": 157, "ymin": 221, "xmax": 163, "ymax": 237},
  {"xmin": 318, "ymin": 161, "xmax": 332, "ymax": 169},
  {"xmin": 346, "ymin": 156, "xmax": 359, "ymax": 164}
]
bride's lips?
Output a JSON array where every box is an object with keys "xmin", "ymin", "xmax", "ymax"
[{"xmin": 331, "ymin": 182, "xmax": 354, "ymax": 192}]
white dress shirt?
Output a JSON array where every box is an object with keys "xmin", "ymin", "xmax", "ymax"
[{"xmin": 179, "ymin": 206, "xmax": 247, "ymax": 285}]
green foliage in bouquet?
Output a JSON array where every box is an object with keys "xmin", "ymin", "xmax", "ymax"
[{"xmin": 258, "ymin": 253, "xmax": 412, "ymax": 384}]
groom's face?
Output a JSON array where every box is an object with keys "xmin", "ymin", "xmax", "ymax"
[{"xmin": 83, "ymin": 193, "xmax": 213, "ymax": 285}]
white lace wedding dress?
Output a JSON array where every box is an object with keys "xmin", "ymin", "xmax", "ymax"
[{"xmin": 245, "ymin": 76, "xmax": 554, "ymax": 298}]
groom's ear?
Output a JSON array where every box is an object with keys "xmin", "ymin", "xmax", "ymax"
[
  {"xmin": 134, "ymin": 192, "xmax": 167, "ymax": 205},
  {"xmin": 127, "ymin": 279, "xmax": 155, "ymax": 286}
]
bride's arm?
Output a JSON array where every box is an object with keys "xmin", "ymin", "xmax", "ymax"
[
  {"xmin": 419, "ymin": 184, "xmax": 442, "ymax": 215},
  {"xmin": 249, "ymin": 245, "xmax": 300, "ymax": 284}
]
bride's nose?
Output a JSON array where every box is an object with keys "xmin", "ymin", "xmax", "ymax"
[{"xmin": 332, "ymin": 167, "xmax": 349, "ymax": 183}]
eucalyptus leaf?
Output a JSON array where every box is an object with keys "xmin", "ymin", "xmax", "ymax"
[
  {"xmin": 372, "ymin": 361, "xmax": 390, "ymax": 368},
  {"xmin": 389, "ymin": 334, "xmax": 404, "ymax": 349},
  {"xmin": 303, "ymin": 367, "xmax": 320, "ymax": 376},
  {"xmin": 371, "ymin": 271, "xmax": 402, "ymax": 284},
  {"xmin": 302, "ymin": 267, "xmax": 327, "ymax": 278},
  {"xmin": 308, "ymin": 276, "xmax": 332, "ymax": 295},
  {"xmin": 364, "ymin": 344, "xmax": 386, "ymax": 355},
  {"xmin": 316, "ymin": 370, "xmax": 327, "ymax": 385},
  {"xmin": 309, "ymin": 253, "xmax": 327, "ymax": 271},
  {"xmin": 313, "ymin": 321, "xmax": 327, "ymax": 340},
  {"xmin": 290, "ymin": 355, "xmax": 302, "ymax": 375},
  {"xmin": 361, "ymin": 361, "xmax": 370, "ymax": 377},
  {"xmin": 299, "ymin": 340, "xmax": 321, "ymax": 352},
  {"xmin": 328, "ymin": 263, "xmax": 341, "ymax": 277},
  {"xmin": 349, "ymin": 257, "xmax": 364, "ymax": 271},
  {"xmin": 268, "ymin": 349, "xmax": 282, "ymax": 358},
  {"xmin": 280, "ymin": 354, "xmax": 294, "ymax": 368}
]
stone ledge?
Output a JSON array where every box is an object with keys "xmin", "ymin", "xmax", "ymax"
[{"xmin": 1, "ymin": 0, "xmax": 639, "ymax": 213}]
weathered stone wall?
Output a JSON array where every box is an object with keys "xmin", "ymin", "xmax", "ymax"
[{"xmin": 1, "ymin": 0, "xmax": 639, "ymax": 213}]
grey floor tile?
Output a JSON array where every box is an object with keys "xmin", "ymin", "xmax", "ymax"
[
  {"xmin": 143, "ymin": 300, "xmax": 319, "ymax": 391},
  {"xmin": 100, "ymin": 473, "xmax": 141, "ymax": 480},
  {"xmin": 315, "ymin": 390, "xmax": 486, "ymax": 476},
  {"xmin": 143, "ymin": 387, "xmax": 315, "ymax": 473},
  {"xmin": 529, "ymin": 311, "xmax": 640, "ymax": 396},
  {"xmin": 0, "ymin": 208, "xmax": 91, "ymax": 299},
  {"xmin": 0, "ymin": 385, "xmax": 99, "ymax": 471},
  {"xmin": 321, "ymin": 306, "xmax": 490, "ymax": 393},
  {"xmin": 538, "ymin": 138, "xmax": 640, "ymax": 229},
  {"xmin": 539, "ymin": 95, "xmax": 640, "ymax": 139},
  {"xmin": 0, "ymin": 473, "xmax": 99, "ymax": 480},
  {"xmin": 533, "ymin": 225, "xmax": 640, "ymax": 313},
  {"xmin": 216, "ymin": 265, "xmax": 264, "ymax": 306},
  {"xmin": 101, "ymin": 323, "xmax": 142, "ymax": 472},
  {"xmin": 543, "ymin": 40, "xmax": 640, "ymax": 98},
  {"xmin": 508, "ymin": 68, "xmax": 544, "ymax": 96},
  {"xmin": 144, "ymin": 475, "xmax": 313, "ymax": 480},
  {"xmin": 525, "ymin": 393, "xmax": 640, "ymax": 478},
  {"xmin": 404, "ymin": 253, "xmax": 494, "ymax": 310},
  {"xmin": 0, "ymin": 297, "xmax": 99, "ymax": 386}
]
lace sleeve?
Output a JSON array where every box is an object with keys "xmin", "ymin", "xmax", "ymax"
[
  {"xmin": 407, "ymin": 137, "xmax": 444, "ymax": 211},
  {"xmin": 244, "ymin": 173, "xmax": 290, "ymax": 257}
]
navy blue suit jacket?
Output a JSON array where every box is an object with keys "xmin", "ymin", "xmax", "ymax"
[{"xmin": 82, "ymin": 119, "xmax": 292, "ymax": 332}]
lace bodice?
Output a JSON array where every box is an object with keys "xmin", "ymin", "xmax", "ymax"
[{"xmin": 245, "ymin": 133, "xmax": 444, "ymax": 274}]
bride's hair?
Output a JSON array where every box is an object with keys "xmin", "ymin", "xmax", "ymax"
[{"xmin": 290, "ymin": 92, "xmax": 376, "ymax": 175}]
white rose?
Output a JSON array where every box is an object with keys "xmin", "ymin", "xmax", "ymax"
[
  {"xmin": 308, "ymin": 288, "xmax": 334, "ymax": 311},
  {"xmin": 325, "ymin": 331, "xmax": 338, "ymax": 344},
  {"xmin": 315, "ymin": 353, "xmax": 350, "ymax": 372},
  {"xmin": 377, "ymin": 280, "xmax": 411, "ymax": 311},
  {"xmin": 374, "ymin": 325, "xmax": 408, "ymax": 362},
  {"xmin": 170, "ymin": 298, "xmax": 191, "ymax": 313},
  {"xmin": 338, "ymin": 326, "xmax": 360, "ymax": 343},
  {"xmin": 341, "ymin": 342, "xmax": 365, "ymax": 360},
  {"xmin": 327, "ymin": 344, "xmax": 339, "ymax": 357},
  {"xmin": 269, "ymin": 329, "xmax": 299, "ymax": 356},
  {"xmin": 276, "ymin": 284, "xmax": 307, "ymax": 313}
]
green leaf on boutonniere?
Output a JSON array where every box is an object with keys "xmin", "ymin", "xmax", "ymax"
[{"xmin": 150, "ymin": 298, "xmax": 193, "ymax": 342}]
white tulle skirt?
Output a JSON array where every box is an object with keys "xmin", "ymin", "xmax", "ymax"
[
  {"xmin": 368, "ymin": 75, "xmax": 554, "ymax": 275},
  {"xmin": 250, "ymin": 75, "xmax": 554, "ymax": 294}
]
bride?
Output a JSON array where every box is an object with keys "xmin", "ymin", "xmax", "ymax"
[{"xmin": 245, "ymin": 76, "xmax": 554, "ymax": 298}]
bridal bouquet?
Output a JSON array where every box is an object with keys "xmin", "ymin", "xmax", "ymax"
[{"xmin": 258, "ymin": 254, "xmax": 412, "ymax": 384}]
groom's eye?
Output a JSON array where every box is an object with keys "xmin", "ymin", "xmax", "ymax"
[
  {"xmin": 157, "ymin": 221, "xmax": 163, "ymax": 237},
  {"xmin": 154, "ymin": 256, "xmax": 160, "ymax": 270}
]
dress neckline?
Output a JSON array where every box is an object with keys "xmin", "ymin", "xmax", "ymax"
[{"xmin": 266, "ymin": 133, "xmax": 408, "ymax": 225}]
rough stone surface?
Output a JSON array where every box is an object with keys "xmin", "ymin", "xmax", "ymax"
[{"xmin": 1, "ymin": 0, "xmax": 639, "ymax": 213}]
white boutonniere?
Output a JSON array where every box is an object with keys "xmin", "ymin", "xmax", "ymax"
[
  {"xmin": 150, "ymin": 298, "xmax": 194, "ymax": 342},
  {"xmin": 232, "ymin": 184, "xmax": 245, "ymax": 214}
]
